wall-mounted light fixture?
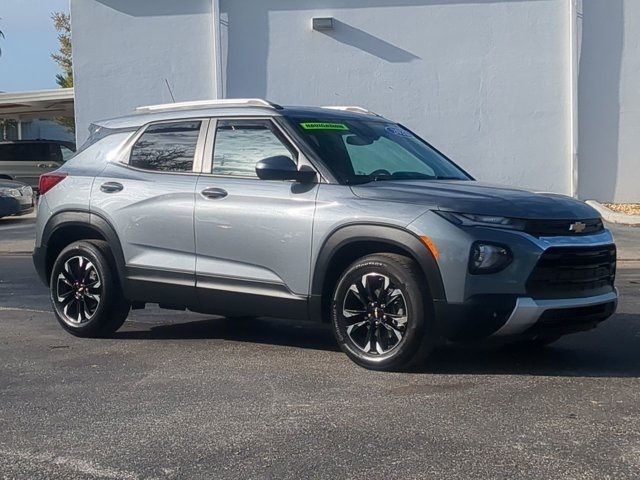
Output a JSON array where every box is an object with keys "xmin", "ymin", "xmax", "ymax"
[{"xmin": 312, "ymin": 17, "xmax": 334, "ymax": 31}]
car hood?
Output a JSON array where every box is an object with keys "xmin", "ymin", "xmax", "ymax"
[{"xmin": 350, "ymin": 180, "xmax": 599, "ymax": 220}]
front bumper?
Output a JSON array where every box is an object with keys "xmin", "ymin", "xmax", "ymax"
[
  {"xmin": 0, "ymin": 196, "xmax": 35, "ymax": 217},
  {"xmin": 0, "ymin": 198, "xmax": 21, "ymax": 217},
  {"xmin": 15, "ymin": 203, "xmax": 35, "ymax": 216},
  {"xmin": 435, "ymin": 289, "xmax": 617, "ymax": 341},
  {"xmin": 491, "ymin": 289, "xmax": 618, "ymax": 337}
]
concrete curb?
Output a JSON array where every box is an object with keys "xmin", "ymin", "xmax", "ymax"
[
  {"xmin": 586, "ymin": 201, "xmax": 640, "ymax": 226},
  {"xmin": 1, "ymin": 241, "xmax": 35, "ymax": 255}
]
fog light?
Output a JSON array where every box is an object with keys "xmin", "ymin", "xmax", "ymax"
[{"xmin": 469, "ymin": 242, "xmax": 512, "ymax": 274}]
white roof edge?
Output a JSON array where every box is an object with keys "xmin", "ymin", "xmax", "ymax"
[
  {"xmin": 135, "ymin": 98, "xmax": 280, "ymax": 113},
  {"xmin": 322, "ymin": 106, "xmax": 380, "ymax": 116},
  {"xmin": 0, "ymin": 88, "xmax": 74, "ymax": 103}
]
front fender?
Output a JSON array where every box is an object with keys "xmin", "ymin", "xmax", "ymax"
[{"xmin": 309, "ymin": 223, "xmax": 446, "ymax": 322}]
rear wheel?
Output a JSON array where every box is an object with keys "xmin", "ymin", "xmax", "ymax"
[
  {"xmin": 331, "ymin": 253, "xmax": 435, "ymax": 371},
  {"xmin": 50, "ymin": 240, "xmax": 130, "ymax": 337}
]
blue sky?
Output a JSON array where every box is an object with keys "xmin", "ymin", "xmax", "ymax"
[{"xmin": 0, "ymin": 0, "xmax": 70, "ymax": 92}]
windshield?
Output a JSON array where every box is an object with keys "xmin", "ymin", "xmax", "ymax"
[{"xmin": 290, "ymin": 118, "xmax": 471, "ymax": 184}]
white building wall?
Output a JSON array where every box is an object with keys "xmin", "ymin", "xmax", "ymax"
[
  {"xmin": 70, "ymin": 0, "xmax": 216, "ymax": 144},
  {"xmin": 578, "ymin": 0, "xmax": 640, "ymax": 203},
  {"xmin": 70, "ymin": 0, "xmax": 639, "ymax": 201},
  {"xmin": 220, "ymin": 0, "xmax": 571, "ymax": 195}
]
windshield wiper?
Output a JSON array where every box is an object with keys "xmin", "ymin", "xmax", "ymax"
[
  {"xmin": 344, "ymin": 176, "xmax": 394, "ymax": 185},
  {"xmin": 346, "ymin": 174, "xmax": 465, "ymax": 185}
]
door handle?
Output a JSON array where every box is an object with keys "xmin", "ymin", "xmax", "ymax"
[
  {"xmin": 100, "ymin": 181, "xmax": 124, "ymax": 193},
  {"xmin": 201, "ymin": 187, "xmax": 228, "ymax": 200},
  {"xmin": 37, "ymin": 163, "xmax": 58, "ymax": 168}
]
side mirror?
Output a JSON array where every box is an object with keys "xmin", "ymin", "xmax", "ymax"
[{"xmin": 255, "ymin": 155, "xmax": 316, "ymax": 183}]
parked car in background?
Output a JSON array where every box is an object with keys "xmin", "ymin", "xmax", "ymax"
[
  {"xmin": 0, "ymin": 179, "xmax": 35, "ymax": 219},
  {"xmin": 0, "ymin": 140, "xmax": 76, "ymax": 189},
  {"xmin": 32, "ymin": 99, "xmax": 617, "ymax": 371}
]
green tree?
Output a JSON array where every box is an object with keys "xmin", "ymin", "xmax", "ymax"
[{"xmin": 51, "ymin": 12, "xmax": 74, "ymax": 133}]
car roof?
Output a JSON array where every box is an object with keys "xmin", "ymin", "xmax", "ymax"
[{"xmin": 94, "ymin": 102, "xmax": 390, "ymax": 130}]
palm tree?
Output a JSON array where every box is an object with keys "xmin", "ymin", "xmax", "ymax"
[{"xmin": 0, "ymin": 24, "xmax": 4, "ymax": 57}]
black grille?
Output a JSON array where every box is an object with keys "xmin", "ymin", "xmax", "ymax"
[
  {"xmin": 526, "ymin": 245, "xmax": 616, "ymax": 299},
  {"xmin": 524, "ymin": 218, "xmax": 604, "ymax": 237}
]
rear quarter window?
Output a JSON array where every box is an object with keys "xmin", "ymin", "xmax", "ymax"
[{"xmin": 75, "ymin": 124, "xmax": 138, "ymax": 156}]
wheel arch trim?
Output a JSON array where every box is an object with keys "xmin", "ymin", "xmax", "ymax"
[
  {"xmin": 309, "ymin": 223, "xmax": 447, "ymax": 322},
  {"xmin": 37, "ymin": 209, "xmax": 126, "ymax": 286}
]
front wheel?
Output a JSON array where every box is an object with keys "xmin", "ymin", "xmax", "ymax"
[
  {"xmin": 331, "ymin": 253, "xmax": 435, "ymax": 371},
  {"xmin": 50, "ymin": 240, "xmax": 130, "ymax": 337}
]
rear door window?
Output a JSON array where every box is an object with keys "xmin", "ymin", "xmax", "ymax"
[{"xmin": 129, "ymin": 121, "xmax": 202, "ymax": 172}]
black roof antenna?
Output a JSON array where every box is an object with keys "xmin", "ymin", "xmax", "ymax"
[{"xmin": 164, "ymin": 79, "xmax": 176, "ymax": 103}]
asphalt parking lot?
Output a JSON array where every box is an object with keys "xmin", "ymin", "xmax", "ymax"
[{"xmin": 1, "ymin": 214, "xmax": 639, "ymax": 479}]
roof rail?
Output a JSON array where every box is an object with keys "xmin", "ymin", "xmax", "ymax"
[
  {"xmin": 135, "ymin": 98, "xmax": 282, "ymax": 113},
  {"xmin": 322, "ymin": 106, "xmax": 380, "ymax": 116}
]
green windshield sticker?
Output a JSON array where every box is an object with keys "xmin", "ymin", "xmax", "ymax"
[{"xmin": 299, "ymin": 122, "xmax": 349, "ymax": 131}]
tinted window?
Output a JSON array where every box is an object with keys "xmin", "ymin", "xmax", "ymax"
[
  {"xmin": 49, "ymin": 144, "xmax": 63, "ymax": 163},
  {"xmin": 0, "ymin": 143, "xmax": 50, "ymax": 161},
  {"xmin": 130, "ymin": 121, "xmax": 201, "ymax": 172},
  {"xmin": 212, "ymin": 120, "xmax": 294, "ymax": 177},
  {"xmin": 77, "ymin": 124, "xmax": 137, "ymax": 155},
  {"xmin": 292, "ymin": 118, "xmax": 470, "ymax": 185},
  {"xmin": 344, "ymin": 136, "xmax": 436, "ymax": 177}
]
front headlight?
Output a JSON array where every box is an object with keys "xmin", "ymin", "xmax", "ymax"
[
  {"xmin": 0, "ymin": 188, "xmax": 21, "ymax": 197},
  {"xmin": 435, "ymin": 211, "xmax": 526, "ymax": 231}
]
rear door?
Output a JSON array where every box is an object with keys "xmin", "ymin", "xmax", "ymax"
[
  {"xmin": 0, "ymin": 143, "xmax": 58, "ymax": 188},
  {"xmin": 194, "ymin": 117, "xmax": 319, "ymax": 318},
  {"xmin": 90, "ymin": 119, "xmax": 208, "ymax": 305}
]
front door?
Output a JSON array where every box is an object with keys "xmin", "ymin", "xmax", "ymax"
[{"xmin": 194, "ymin": 118, "xmax": 318, "ymax": 319}]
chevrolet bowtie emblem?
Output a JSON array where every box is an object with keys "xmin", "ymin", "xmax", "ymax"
[{"xmin": 569, "ymin": 221, "xmax": 587, "ymax": 233}]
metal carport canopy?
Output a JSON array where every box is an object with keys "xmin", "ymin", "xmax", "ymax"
[{"xmin": 0, "ymin": 88, "xmax": 74, "ymax": 121}]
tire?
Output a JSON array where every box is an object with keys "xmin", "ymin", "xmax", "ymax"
[
  {"xmin": 49, "ymin": 240, "xmax": 131, "ymax": 338},
  {"xmin": 330, "ymin": 253, "xmax": 435, "ymax": 371}
]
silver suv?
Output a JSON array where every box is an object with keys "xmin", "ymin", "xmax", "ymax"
[
  {"xmin": 33, "ymin": 99, "xmax": 617, "ymax": 370},
  {"xmin": 0, "ymin": 140, "xmax": 75, "ymax": 189}
]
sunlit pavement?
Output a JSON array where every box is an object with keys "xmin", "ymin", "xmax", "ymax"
[{"xmin": 0, "ymin": 215, "xmax": 639, "ymax": 479}]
